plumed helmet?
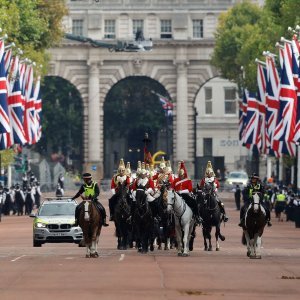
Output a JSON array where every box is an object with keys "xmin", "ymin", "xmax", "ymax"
[
  {"xmin": 136, "ymin": 161, "xmax": 142, "ymax": 176},
  {"xmin": 149, "ymin": 164, "xmax": 156, "ymax": 177},
  {"xmin": 140, "ymin": 162, "xmax": 147, "ymax": 175},
  {"xmin": 159, "ymin": 156, "xmax": 166, "ymax": 170},
  {"xmin": 118, "ymin": 158, "xmax": 126, "ymax": 172},
  {"xmin": 178, "ymin": 161, "xmax": 188, "ymax": 178},
  {"xmin": 126, "ymin": 162, "xmax": 131, "ymax": 176},
  {"xmin": 166, "ymin": 160, "xmax": 172, "ymax": 174},
  {"xmin": 205, "ymin": 161, "xmax": 215, "ymax": 176}
]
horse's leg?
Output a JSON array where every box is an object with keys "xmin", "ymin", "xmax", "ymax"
[
  {"xmin": 202, "ymin": 227, "xmax": 208, "ymax": 251},
  {"xmin": 175, "ymin": 220, "xmax": 183, "ymax": 256},
  {"xmin": 255, "ymin": 235, "xmax": 262, "ymax": 259},
  {"xmin": 86, "ymin": 244, "xmax": 90, "ymax": 258},
  {"xmin": 182, "ymin": 223, "xmax": 191, "ymax": 257},
  {"xmin": 208, "ymin": 227, "xmax": 212, "ymax": 251},
  {"xmin": 244, "ymin": 230, "xmax": 251, "ymax": 257},
  {"xmin": 215, "ymin": 226, "xmax": 220, "ymax": 251}
]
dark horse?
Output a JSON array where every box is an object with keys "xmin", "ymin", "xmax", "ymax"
[
  {"xmin": 78, "ymin": 198, "xmax": 102, "ymax": 258},
  {"xmin": 133, "ymin": 184, "xmax": 154, "ymax": 253},
  {"xmin": 155, "ymin": 184, "xmax": 175, "ymax": 251},
  {"xmin": 114, "ymin": 182, "xmax": 132, "ymax": 250},
  {"xmin": 197, "ymin": 182, "xmax": 225, "ymax": 251},
  {"xmin": 242, "ymin": 192, "xmax": 266, "ymax": 259}
]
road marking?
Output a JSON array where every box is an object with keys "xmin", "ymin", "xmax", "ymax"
[
  {"xmin": 119, "ymin": 254, "xmax": 125, "ymax": 261},
  {"xmin": 11, "ymin": 255, "xmax": 26, "ymax": 262},
  {"xmin": 65, "ymin": 257, "xmax": 74, "ymax": 260}
]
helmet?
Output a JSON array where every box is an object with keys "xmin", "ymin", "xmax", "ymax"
[
  {"xmin": 250, "ymin": 173, "xmax": 260, "ymax": 180},
  {"xmin": 178, "ymin": 161, "xmax": 187, "ymax": 178},
  {"xmin": 159, "ymin": 156, "xmax": 166, "ymax": 170},
  {"xmin": 136, "ymin": 161, "xmax": 142, "ymax": 176},
  {"xmin": 118, "ymin": 158, "xmax": 126, "ymax": 172},
  {"xmin": 205, "ymin": 161, "xmax": 215, "ymax": 177},
  {"xmin": 126, "ymin": 162, "xmax": 131, "ymax": 176},
  {"xmin": 140, "ymin": 162, "xmax": 147, "ymax": 176},
  {"xmin": 82, "ymin": 173, "xmax": 92, "ymax": 179},
  {"xmin": 166, "ymin": 160, "xmax": 172, "ymax": 174}
]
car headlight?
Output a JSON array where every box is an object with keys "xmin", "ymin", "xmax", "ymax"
[{"xmin": 35, "ymin": 222, "xmax": 47, "ymax": 228}]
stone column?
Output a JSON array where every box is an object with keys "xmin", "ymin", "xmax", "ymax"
[
  {"xmin": 175, "ymin": 61, "xmax": 188, "ymax": 162},
  {"xmin": 85, "ymin": 60, "xmax": 102, "ymax": 179}
]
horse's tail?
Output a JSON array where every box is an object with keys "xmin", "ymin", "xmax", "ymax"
[
  {"xmin": 241, "ymin": 232, "xmax": 246, "ymax": 245},
  {"xmin": 218, "ymin": 232, "xmax": 225, "ymax": 241}
]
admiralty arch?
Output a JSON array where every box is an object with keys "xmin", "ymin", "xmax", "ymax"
[{"xmin": 47, "ymin": 0, "xmax": 245, "ymax": 179}]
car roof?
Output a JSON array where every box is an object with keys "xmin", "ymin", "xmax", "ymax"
[{"xmin": 41, "ymin": 197, "xmax": 78, "ymax": 205}]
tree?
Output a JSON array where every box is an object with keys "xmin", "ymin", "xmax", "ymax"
[
  {"xmin": 0, "ymin": 0, "xmax": 68, "ymax": 74},
  {"xmin": 211, "ymin": 1, "xmax": 281, "ymax": 91}
]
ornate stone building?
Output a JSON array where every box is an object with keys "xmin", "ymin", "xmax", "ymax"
[{"xmin": 48, "ymin": 0, "xmax": 251, "ymax": 179}]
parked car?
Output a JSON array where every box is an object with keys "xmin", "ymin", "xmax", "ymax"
[
  {"xmin": 224, "ymin": 171, "xmax": 249, "ymax": 190},
  {"xmin": 30, "ymin": 197, "xmax": 83, "ymax": 247}
]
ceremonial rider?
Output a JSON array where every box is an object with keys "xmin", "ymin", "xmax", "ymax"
[
  {"xmin": 172, "ymin": 161, "xmax": 202, "ymax": 224},
  {"xmin": 199, "ymin": 161, "xmax": 229, "ymax": 222},
  {"xmin": 108, "ymin": 159, "xmax": 131, "ymax": 221},
  {"xmin": 73, "ymin": 173, "xmax": 109, "ymax": 227}
]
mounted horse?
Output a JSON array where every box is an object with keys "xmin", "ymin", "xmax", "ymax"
[
  {"xmin": 155, "ymin": 184, "xmax": 175, "ymax": 250},
  {"xmin": 113, "ymin": 181, "xmax": 132, "ymax": 250},
  {"xmin": 197, "ymin": 182, "xmax": 225, "ymax": 251},
  {"xmin": 242, "ymin": 192, "xmax": 266, "ymax": 259},
  {"xmin": 133, "ymin": 184, "xmax": 154, "ymax": 253},
  {"xmin": 78, "ymin": 197, "xmax": 102, "ymax": 258},
  {"xmin": 166, "ymin": 189, "xmax": 195, "ymax": 256}
]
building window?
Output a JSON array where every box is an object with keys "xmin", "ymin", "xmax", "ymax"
[
  {"xmin": 133, "ymin": 19, "xmax": 144, "ymax": 36},
  {"xmin": 160, "ymin": 20, "xmax": 172, "ymax": 39},
  {"xmin": 72, "ymin": 19, "xmax": 83, "ymax": 36},
  {"xmin": 203, "ymin": 138, "xmax": 212, "ymax": 156},
  {"xmin": 104, "ymin": 20, "xmax": 116, "ymax": 39},
  {"xmin": 205, "ymin": 87, "xmax": 212, "ymax": 115},
  {"xmin": 193, "ymin": 19, "xmax": 203, "ymax": 38},
  {"xmin": 224, "ymin": 87, "xmax": 237, "ymax": 114}
]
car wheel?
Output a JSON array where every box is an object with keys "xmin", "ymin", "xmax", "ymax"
[{"xmin": 33, "ymin": 240, "xmax": 42, "ymax": 247}]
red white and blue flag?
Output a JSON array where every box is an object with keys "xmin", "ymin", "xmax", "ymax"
[
  {"xmin": 34, "ymin": 76, "xmax": 42, "ymax": 141},
  {"xmin": 152, "ymin": 91, "xmax": 174, "ymax": 116},
  {"xmin": 273, "ymin": 41, "xmax": 297, "ymax": 144}
]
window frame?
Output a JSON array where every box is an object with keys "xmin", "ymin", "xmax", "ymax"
[
  {"xmin": 192, "ymin": 19, "xmax": 203, "ymax": 39},
  {"xmin": 160, "ymin": 19, "xmax": 172, "ymax": 39},
  {"xmin": 224, "ymin": 87, "xmax": 237, "ymax": 115},
  {"xmin": 104, "ymin": 19, "xmax": 116, "ymax": 39},
  {"xmin": 72, "ymin": 19, "xmax": 84, "ymax": 36}
]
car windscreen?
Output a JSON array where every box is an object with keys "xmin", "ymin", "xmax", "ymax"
[
  {"xmin": 229, "ymin": 172, "xmax": 248, "ymax": 179},
  {"xmin": 38, "ymin": 203, "xmax": 76, "ymax": 216}
]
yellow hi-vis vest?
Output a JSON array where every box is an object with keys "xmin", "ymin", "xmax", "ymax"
[
  {"xmin": 276, "ymin": 193, "xmax": 286, "ymax": 202},
  {"xmin": 83, "ymin": 181, "xmax": 96, "ymax": 198},
  {"xmin": 249, "ymin": 184, "xmax": 261, "ymax": 198}
]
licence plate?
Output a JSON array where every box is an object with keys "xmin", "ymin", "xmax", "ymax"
[{"xmin": 51, "ymin": 233, "xmax": 64, "ymax": 236}]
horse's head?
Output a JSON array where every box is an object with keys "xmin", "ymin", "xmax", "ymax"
[
  {"xmin": 166, "ymin": 190, "xmax": 175, "ymax": 213},
  {"xmin": 203, "ymin": 182, "xmax": 214, "ymax": 195},
  {"xmin": 252, "ymin": 192, "xmax": 261, "ymax": 213},
  {"xmin": 135, "ymin": 184, "xmax": 147, "ymax": 206}
]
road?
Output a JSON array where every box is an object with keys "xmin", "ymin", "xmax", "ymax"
[{"xmin": 0, "ymin": 191, "xmax": 300, "ymax": 300}]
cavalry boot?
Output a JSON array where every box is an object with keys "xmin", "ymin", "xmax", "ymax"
[
  {"xmin": 266, "ymin": 210, "xmax": 272, "ymax": 227},
  {"xmin": 219, "ymin": 202, "xmax": 229, "ymax": 222},
  {"xmin": 103, "ymin": 217, "xmax": 109, "ymax": 227}
]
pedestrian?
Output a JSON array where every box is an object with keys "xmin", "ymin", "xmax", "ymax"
[
  {"xmin": 22, "ymin": 173, "xmax": 28, "ymax": 190},
  {"xmin": 0, "ymin": 185, "xmax": 4, "ymax": 222},
  {"xmin": 58, "ymin": 173, "xmax": 65, "ymax": 190},
  {"xmin": 234, "ymin": 184, "xmax": 241, "ymax": 211},
  {"xmin": 34, "ymin": 181, "xmax": 42, "ymax": 208},
  {"xmin": 14, "ymin": 184, "xmax": 25, "ymax": 216},
  {"xmin": 24, "ymin": 186, "xmax": 34, "ymax": 215}
]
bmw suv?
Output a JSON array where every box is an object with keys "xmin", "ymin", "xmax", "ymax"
[{"xmin": 31, "ymin": 197, "xmax": 83, "ymax": 247}]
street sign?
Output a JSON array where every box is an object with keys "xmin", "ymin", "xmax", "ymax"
[{"xmin": 91, "ymin": 165, "xmax": 97, "ymax": 171}]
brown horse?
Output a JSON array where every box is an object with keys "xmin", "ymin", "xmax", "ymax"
[{"xmin": 78, "ymin": 199, "xmax": 102, "ymax": 258}]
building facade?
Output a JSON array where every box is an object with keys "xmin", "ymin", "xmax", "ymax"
[{"xmin": 48, "ymin": 0, "xmax": 251, "ymax": 179}]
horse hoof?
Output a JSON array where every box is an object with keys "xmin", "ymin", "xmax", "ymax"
[
  {"xmin": 182, "ymin": 253, "xmax": 189, "ymax": 257},
  {"xmin": 178, "ymin": 252, "xmax": 183, "ymax": 256},
  {"xmin": 158, "ymin": 246, "xmax": 162, "ymax": 250},
  {"xmin": 85, "ymin": 254, "xmax": 90, "ymax": 258},
  {"xmin": 216, "ymin": 247, "xmax": 220, "ymax": 251},
  {"xmin": 220, "ymin": 235, "xmax": 225, "ymax": 241},
  {"xmin": 208, "ymin": 247, "xmax": 212, "ymax": 251},
  {"xmin": 90, "ymin": 253, "xmax": 98, "ymax": 258}
]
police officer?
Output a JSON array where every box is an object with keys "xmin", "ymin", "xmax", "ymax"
[
  {"xmin": 73, "ymin": 173, "xmax": 109, "ymax": 227},
  {"xmin": 239, "ymin": 173, "xmax": 272, "ymax": 227}
]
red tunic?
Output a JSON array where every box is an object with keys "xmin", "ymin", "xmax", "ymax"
[
  {"xmin": 111, "ymin": 175, "xmax": 130, "ymax": 193},
  {"xmin": 199, "ymin": 177, "xmax": 220, "ymax": 190},
  {"xmin": 131, "ymin": 177, "xmax": 155, "ymax": 191},
  {"xmin": 172, "ymin": 177, "xmax": 193, "ymax": 193}
]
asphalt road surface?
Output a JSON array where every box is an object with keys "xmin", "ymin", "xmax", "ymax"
[{"xmin": 0, "ymin": 191, "xmax": 300, "ymax": 300}]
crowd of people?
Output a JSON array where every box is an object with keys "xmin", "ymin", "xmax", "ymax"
[{"xmin": 0, "ymin": 172, "xmax": 42, "ymax": 220}]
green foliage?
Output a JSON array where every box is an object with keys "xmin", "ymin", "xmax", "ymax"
[
  {"xmin": 0, "ymin": 0, "xmax": 67, "ymax": 75},
  {"xmin": 212, "ymin": 1, "xmax": 281, "ymax": 91},
  {"xmin": 34, "ymin": 76, "xmax": 83, "ymax": 159},
  {"xmin": 104, "ymin": 77, "xmax": 167, "ymax": 139},
  {"xmin": 0, "ymin": 149, "xmax": 15, "ymax": 168}
]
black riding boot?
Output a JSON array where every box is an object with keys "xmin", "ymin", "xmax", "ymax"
[
  {"xmin": 265, "ymin": 208, "xmax": 272, "ymax": 227},
  {"xmin": 218, "ymin": 201, "xmax": 229, "ymax": 222},
  {"xmin": 74, "ymin": 202, "xmax": 84, "ymax": 226}
]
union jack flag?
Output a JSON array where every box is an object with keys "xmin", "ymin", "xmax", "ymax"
[
  {"xmin": 256, "ymin": 63, "xmax": 267, "ymax": 154},
  {"xmin": 152, "ymin": 91, "xmax": 174, "ymax": 116},
  {"xmin": 239, "ymin": 89, "xmax": 248, "ymax": 142},
  {"xmin": 273, "ymin": 41, "xmax": 297, "ymax": 144},
  {"xmin": 243, "ymin": 90, "xmax": 259, "ymax": 146},
  {"xmin": 34, "ymin": 76, "xmax": 41, "ymax": 142},
  {"xmin": 7, "ymin": 56, "xmax": 26, "ymax": 145},
  {"xmin": 0, "ymin": 41, "xmax": 11, "ymax": 150}
]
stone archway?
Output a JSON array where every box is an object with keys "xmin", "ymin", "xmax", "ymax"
[{"xmin": 103, "ymin": 76, "xmax": 173, "ymax": 177}]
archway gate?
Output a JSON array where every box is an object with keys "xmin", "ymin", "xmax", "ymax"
[{"xmin": 48, "ymin": 39, "xmax": 217, "ymax": 178}]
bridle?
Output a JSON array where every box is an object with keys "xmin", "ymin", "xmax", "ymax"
[
  {"xmin": 83, "ymin": 199, "xmax": 92, "ymax": 221},
  {"xmin": 167, "ymin": 190, "xmax": 186, "ymax": 219}
]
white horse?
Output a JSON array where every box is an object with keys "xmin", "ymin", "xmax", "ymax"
[
  {"xmin": 243, "ymin": 193, "xmax": 266, "ymax": 259},
  {"xmin": 166, "ymin": 190, "xmax": 195, "ymax": 256}
]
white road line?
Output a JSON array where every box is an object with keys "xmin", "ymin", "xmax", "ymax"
[
  {"xmin": 119, "ymin": 254, "xmax": 125, "ymax": 261},
  {"xmin": 11, "ymin": 255, "xmax": 26, "ymax": 262}
]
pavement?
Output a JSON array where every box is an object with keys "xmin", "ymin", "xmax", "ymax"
[{"xmin": 0, "ymin": 191, "xmax": 300, "ymax": 300}]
